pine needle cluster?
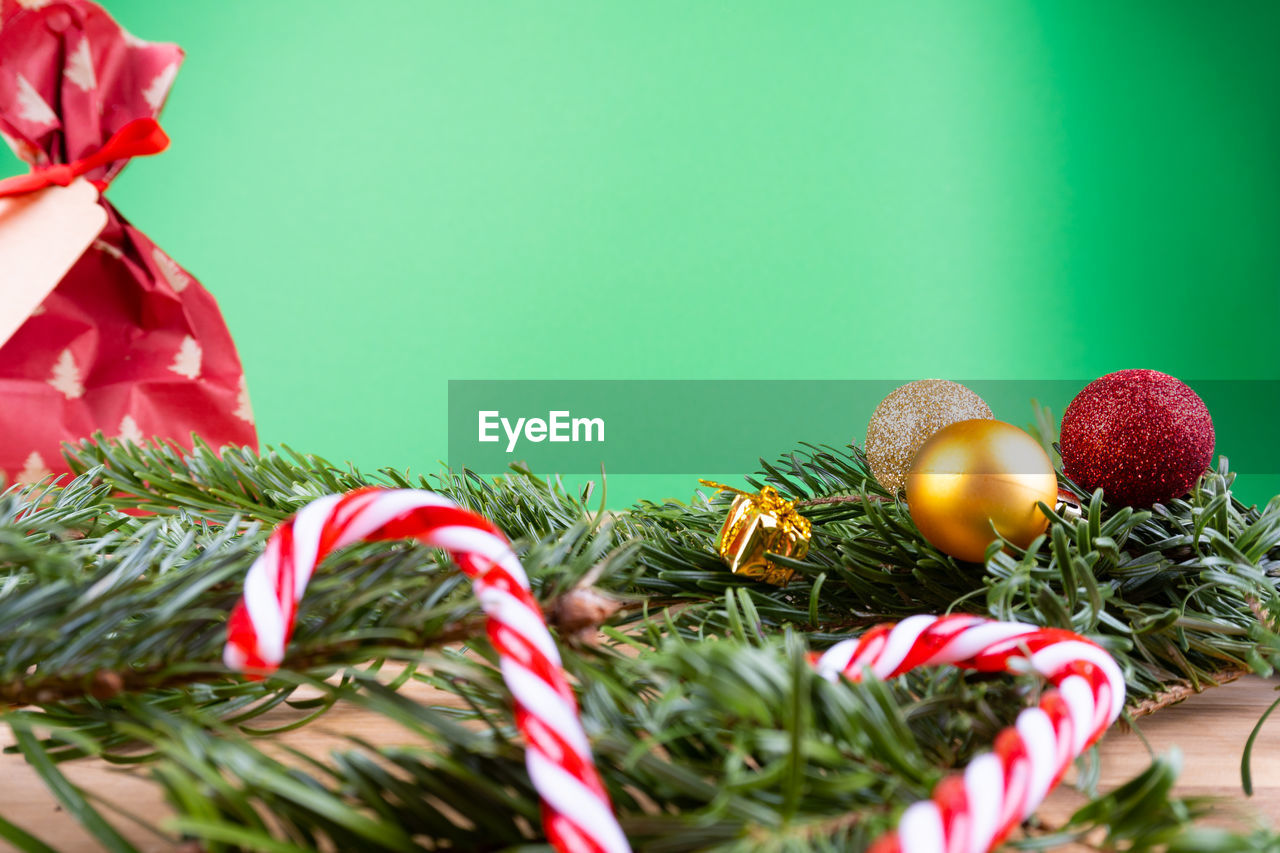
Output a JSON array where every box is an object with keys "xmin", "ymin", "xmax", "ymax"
[{"xmin": 1, "ymin": 421, "xmax": 1279, "ymax": 852}]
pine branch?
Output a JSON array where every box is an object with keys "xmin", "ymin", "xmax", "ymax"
[
  {"xmin": 627, "ymin": 443, "xmax": 1280, "ymax": 704},
  {"xmin": 0, "ymin": 464, "xmax": 629, "ymax": 733},
  {"xmin": 11, "ymin": 631, "xmax": 1278, "ymax": 852},
  {"xmin": 0, "ymin": 429, "xmax": 1274, "ymax": 850},
  {"xmin": 39, "ymin": 434, "xmax": 1280, "ymax": 725}
]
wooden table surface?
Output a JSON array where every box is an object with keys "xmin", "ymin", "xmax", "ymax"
[{"xmin": 2, "ymin": 676, "xmax": 1278, "ymax": 852}]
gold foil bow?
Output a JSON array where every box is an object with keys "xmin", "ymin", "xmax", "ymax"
[{"xmin": 700, "ymin": 480, "xmax": 812, "ymax": 586}]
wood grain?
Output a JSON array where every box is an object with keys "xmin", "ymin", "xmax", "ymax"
[{"xmin": 2, "ymin": 676, "xmax": 1277, "ymax": 852}]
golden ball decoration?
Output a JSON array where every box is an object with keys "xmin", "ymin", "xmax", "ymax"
[
  {"xmin": 865, "ymin": 379, "xmax": 993, "ymax": 493},
  {"xmin": 905, "ymin": 419, "xmax": 1058, "ymax": 562}
]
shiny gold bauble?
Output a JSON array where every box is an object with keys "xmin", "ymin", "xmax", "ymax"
[
  {"xmin": 865, "ymin": 379, "xmax": 992, "ymax": 493},
  {"xmin": 905, "ymin": 419, "xmax": 1058, "ymax": 562}
]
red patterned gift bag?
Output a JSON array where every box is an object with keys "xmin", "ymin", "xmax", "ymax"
[{"xmin": 0, "ymin": 0, "xmax": 256, "ymax": 485}]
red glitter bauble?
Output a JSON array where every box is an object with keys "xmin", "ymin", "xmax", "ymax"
[{"xmin": 1060, "ymin": 370, "xmax": 1214, "ymax": 507}]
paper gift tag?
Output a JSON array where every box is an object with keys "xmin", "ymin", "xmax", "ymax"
[{"xmin": 0, "ymin": 178, "xmax": 107, "ymax": 348}]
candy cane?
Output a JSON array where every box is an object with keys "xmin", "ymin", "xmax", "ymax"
[
  {"xmin": 815, "ymin": 614, "xmax": 1126, "ymax": 853},
  {"xmin": 223, "ymin": 487, "xmax": 630, "ymax": 853},
  {"xmin": 225, "ymin": 489, "xmax": 1125, "ymax": 853}
]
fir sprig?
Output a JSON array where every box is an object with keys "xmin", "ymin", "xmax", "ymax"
[{"xmin": 0, "ymin": 431, "xmax": 1277, "ymax": 850}]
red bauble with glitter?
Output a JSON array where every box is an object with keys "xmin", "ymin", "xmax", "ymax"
[{"xmin": 1060, "ymin": 370, "xmax": 1214, "ymax": 507}]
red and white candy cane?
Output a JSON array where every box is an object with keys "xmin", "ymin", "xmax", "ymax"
[
  {"xmin": 814, "ymin": 614, "xmax": 1126, "ymax": 853},
  {"xmin": 223, "ymin": 487, "xmax": 631, "ymax": 853},
  {"xmin": 225, "ymin": 488, "xmax": 1126, "ymax": 853}
]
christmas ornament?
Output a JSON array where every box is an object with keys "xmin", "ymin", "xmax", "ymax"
[
  {"xmin": 905, "ymin": 419, "xmax": 1058, "ymax": 562},
  {"xmin": 1055, "ymin": 487, "xmax": 1084, "ymax": 523},
  {"xmin": 816, "ymin": 614, "xmax": 1125, "ymax": 853},
  {"xmin": 700, "ymin": 480, "xmax": 812, "ymax": 585},
  {"xmin": 866, "ymin": 380, "xmax": 993, "ymax": 493},
  {"xmin": 1060, "ymin": 369, "xmax": 1214, "ymax": 507},
  {"xmin": 224, "ymin": 487, "xmax": 630, "ymax": 853}
]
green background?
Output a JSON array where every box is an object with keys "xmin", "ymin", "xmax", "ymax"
[{"xmin": 5, "ymin": 2, "xmax": 1278, "ymax": 506}]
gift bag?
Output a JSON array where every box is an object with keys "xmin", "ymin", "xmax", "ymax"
[{"xmin": 0, "ymin": 0, "xmax": 256, "ymax": 485}]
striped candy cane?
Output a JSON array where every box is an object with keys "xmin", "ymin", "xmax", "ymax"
[
  {"xmin": 225, "ymin": 489, "xmax": 1125, "ymax": 853},
  {"xmin": 814, "ymin": 614, "xmax": 1126, "ymax": 853},
  {"xmin": 223, "ymin": 487, "xmax": 630, "ymax": 853}
]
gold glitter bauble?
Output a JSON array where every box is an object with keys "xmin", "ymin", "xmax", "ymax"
[
  {"xmin": 865, "ymin": 379, "xmax": 992, "ymax": 492},
  {"xmin": 905, "ymin": 419, "xmax": 1058, "ymax": 562}
]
